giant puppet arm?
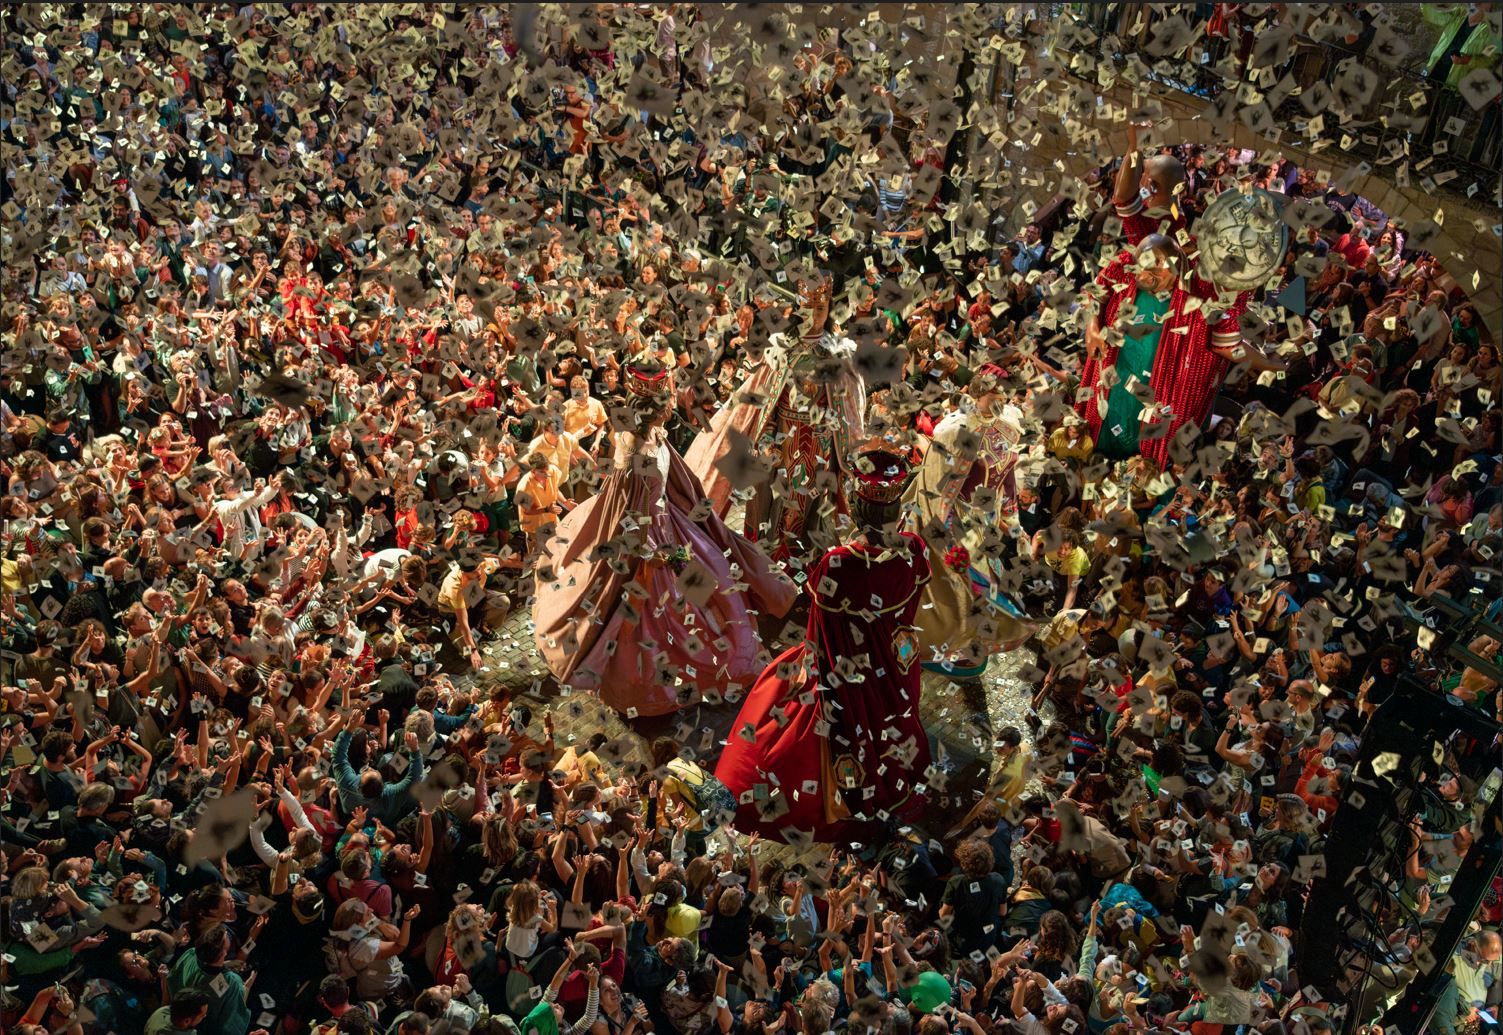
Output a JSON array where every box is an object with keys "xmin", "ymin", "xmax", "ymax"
[
  {"xmin": 1206, "ymin": 334, "xmax": 1289, "ymax": 373},
  {"xmin": 1112, "ymin": 121, "xmax": 1145, "ymax": 211}
]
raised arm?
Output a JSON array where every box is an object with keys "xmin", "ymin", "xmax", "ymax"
[
  {"xmin": 248, "ymin": 812, "xmax": 280, "ymax": 868},
  {"xmin": 1113, "ymin": 123, "xmax": 1145, "ymax": 211},
  {"xmin": 552, "ymin": 831, "xmax": 575, "ymax": 883},
  {"xmin": 746, "ymin": 833, "xmax": 761, "ymax": 895},
  {"xmin": 546, "ymin": 939, "xmax": 582, "ymax": 998},
  {"xmin": 711, "ymin": 957, "xmax": 734, "ymax": 1034},
  {"xmin": 557, "ymin": 964, "xmax": 602, "ymax": 1035},
  {"xmin": 416, "ymin": 807, "xmax": 435, "ymax": 871},
  {"xmin": 385, "ymin": 733, "xmax": 425, "ymax": 796},
  {"xmin": 616, "ymin": 841, "xmax": 632, "ymax": 901}
]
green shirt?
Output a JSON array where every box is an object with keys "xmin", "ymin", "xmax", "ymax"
[
  {"xmin": 522, "ymin": 998, "xmax": 560, "ymax": 1035},
  {"xmin": 168, "ymin": 949, "xmax": 250, "ymax": 1035},
  {"xmin": 1099, "ymin": 289, "xmax": 1169, "ymax": 459},
  {"xmin": 1300, "ymin": 480, "xmax": 1327, "ymax": 513},
  {"xmin": 145, "ymin": 1004, "xmax": 197, "ymax": 1035},
  {"xmin": 1425, "ymin": 8, "xmax": 1501, "ymax": 87}
]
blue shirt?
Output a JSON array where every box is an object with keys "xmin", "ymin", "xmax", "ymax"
[
  {"xmin": 331, "ymin": 731, "xmax": 425, "ymax": 826},
  {"xmin": 1013, "ymin": 241, "xmax": 1045, "ymax": 274}
]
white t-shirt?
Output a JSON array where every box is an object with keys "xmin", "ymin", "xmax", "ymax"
[
  {"xmin": 339, "ymin": 935, "xmax": 405, "ymax": 1000},
  {"xmin": 505, "ymin": 915, "xmax": 543, "ymax": 958},
  {"xmin": 363, "ymin": 547, "xmax": 412, "ymax": 579}
]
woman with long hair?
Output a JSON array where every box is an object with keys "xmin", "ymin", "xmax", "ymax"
[{"xmin": 1031, "ymin": 909, "xmax": 1081, "ymax": 982}]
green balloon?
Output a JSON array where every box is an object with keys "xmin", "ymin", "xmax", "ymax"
[{"xmin": 907, "ymin": 970, "xmax": 953, "ymax": 1013}]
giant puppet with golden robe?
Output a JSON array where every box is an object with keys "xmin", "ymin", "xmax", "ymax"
[{"xmin": 902, "ymin": 365, "xmax": 1035, "ymax": 678}]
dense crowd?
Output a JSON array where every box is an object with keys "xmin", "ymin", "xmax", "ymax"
[{"xmin": 3, "ymin": 5, "xmax": 1502, "ymax": 1035}]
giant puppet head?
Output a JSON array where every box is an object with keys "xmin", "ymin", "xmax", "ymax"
[{"xmin": 1131, "ymin": 233, "xmax": 1187, "ymax": 298}]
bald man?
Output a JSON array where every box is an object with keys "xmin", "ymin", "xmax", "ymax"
[{"xmin": 1113, "ymin": 122, "xmax": 1187, "ymax": 247}]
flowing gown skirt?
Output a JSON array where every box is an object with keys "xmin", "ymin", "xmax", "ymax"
[
  {"xmin": 714, "ymin": 533, "xmax": 933, "ymax": 840},
  {"xmin": 533, "ymin": 443, "xmax": 796, "ymax": 717}
]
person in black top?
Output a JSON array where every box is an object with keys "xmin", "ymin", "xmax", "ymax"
[
  {"xmin": 1171, "ymin": 691, "xmax": 1225, "ymax": 776},
  {"xmin": 41, "ymin": 407, "xmax": 84, "ymax": 463},
  {"xmin": 60, "ymin": 782, "xmax": 121, "ymax": 856},
  {"xmin": 370, "ymin": 635, "xmax": 421, "ymax": 720},
  {"xmin": 15, "ymin": 620, "xmax": 66, "ymax": 688},
  {"xmin": 939, "ymin": 839, "xmax": 1009, "ymax": 958},
  {"xmin": 33, "ymin": 729, "xmax": 85, "ymax": 811}
]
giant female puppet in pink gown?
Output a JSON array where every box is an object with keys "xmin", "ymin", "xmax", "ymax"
[
  {"xmin": 533, "ymin": 364, "xmax": 797, "ymax": 717},
  {"xmin": 714, "ymin": 450, "xmax": 932, "ymax": 842}
]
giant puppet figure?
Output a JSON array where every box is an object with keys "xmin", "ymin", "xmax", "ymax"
[
  {"xmin": 904, "ymin": 367, "xmax": 1034, "ymax": 677},
  {"xmin": 715, "ymin": 449, "xmax": 931, "ymax": 841},
  {"xmin": 533, "ymin": 360, "xmax": 797, "ymax": 717},
  {"xmin": 1078, "ymin": 186, "xmax": 1289, "ymax": 468},
  {"xmin": 686, "ymin": 277, "xmax": 865, "ymax": 561}
]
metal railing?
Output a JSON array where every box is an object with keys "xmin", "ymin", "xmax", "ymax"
[{"xmin": 1050, "ymin": 4, "xmax": 1501, "ymax": 211}]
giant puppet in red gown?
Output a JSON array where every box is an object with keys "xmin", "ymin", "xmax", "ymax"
[
  {"xmin": 714, "ymin": 450, "xmax": 932, "ymax": 842},
  {"xmin": 1076, "ymin": 236, "xmax": 1253, "ymax": 470},
  {"xmin": 1081, "ymin": 125, "xmax": 1287, "ymax": 469}
]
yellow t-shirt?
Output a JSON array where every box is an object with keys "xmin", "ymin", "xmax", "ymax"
[
  {"xmin": 436, "ymin": 560, "xmax": 497, "ymax": 614},
  {"xmin": 517, "ymin": 470, "xmax": 562, "ymax": 533},
  {"xmin": 664, "ymin": 902, "xmax": 702, "ymax": 940},
  {"xmin": 1041, "ymin": 610, "xmax": 1084, "ymax": 651},
  {"xmin": 1046, "ymin": 546, "xmax": 1091, "ymax": 578},
  {"xmin": 1048, "ymin": 426, "xmax": 1094, "ymax": 462},
  {"xmin": 1, "ymin": 556, "xmax": 21, "ymax": 594},
  {"xmin": 528, "ymin": 431, "xmax": 582, "ymax": 480},
  {"xmin": 563, "ymin": 397, "xmax": 607, "ymax": 441},
  {"xmin": 992, "ymin": 748, "xmax": 1030, "ymax": 806},
  {"xmin": 1300, "ymin": 482, "xmax": 1326, "ymax": 513},
  {"xmin": 558, "ymin": 748, "xmax": 607, "ymax": 786},
  {"xmin": 661, "ymin": 760, "xmax": 710, "ymax": 832},
  {"xmin": 436, "ymin": 565, "xmax": 469, "ymax": 614}
]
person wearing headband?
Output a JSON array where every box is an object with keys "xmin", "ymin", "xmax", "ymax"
[{"xmin": 715, "ymin": 449, "xmax": 934, "ymax": 839}]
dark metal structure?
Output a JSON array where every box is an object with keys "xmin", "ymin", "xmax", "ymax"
[{"xmin": 1298, "ymin": 682, "xmax": 1501, "ymax": 1034}]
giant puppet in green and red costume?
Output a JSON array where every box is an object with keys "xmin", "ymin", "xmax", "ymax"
[{"xmin": 1079, "ymin": 185, "xmax": 1289, "ymax": 469}]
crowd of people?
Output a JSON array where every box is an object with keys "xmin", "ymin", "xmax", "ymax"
[{"xmin": 3, "ymin": 5, "xmax": 1502, "ymax": 1035}]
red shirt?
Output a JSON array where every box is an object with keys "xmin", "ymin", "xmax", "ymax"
[
  {"xmin": 1295, "ymin": 755, "xmax": 1340, "ymax": 824},
  {"xmin": 435, "ymin": 939, "xmax": 467, "ymax": 986},
  {"xmin": 394, "ymin": 508, "xmax": 421, "ymax": 550},
  {"xmin": 327, "ymin": 874, "xmax": 393, "ymax": 918},
  {"xmin": 278, "ymin": 800, "xmax": 341, "ymax": 853},
  {"xmin": 560, "ymin": 945, "xmax": 625, "ymax": 1020},
  {"xmin": 1334, "ymin": 232, "xmax": 1371, "ymax": 269}
]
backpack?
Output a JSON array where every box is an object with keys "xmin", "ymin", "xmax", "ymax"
[
  {"xmin": 667, "ymin": 759, "xmax": 737, "ymax": 830},
  {"xmin": 492, "ymin": 941, "xmax": 564, "ymax": 1021},
  {"xmin": 500, "ymin": 963, "xmax": 537, "ymax": 1021}
]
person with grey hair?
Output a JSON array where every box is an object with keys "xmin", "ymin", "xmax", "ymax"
[{"xmin": 59, "ymin": 781, "xmax": 116, "ymax": 855}]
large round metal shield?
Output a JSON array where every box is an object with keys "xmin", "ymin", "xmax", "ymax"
[{"xmin": 1196, "ymin": 187, "xmax": 1289, "ymax": 293}]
